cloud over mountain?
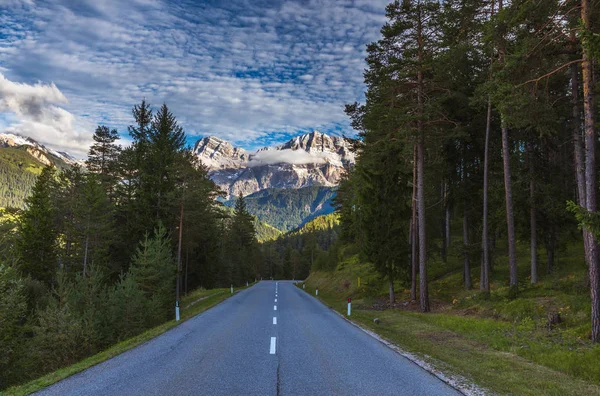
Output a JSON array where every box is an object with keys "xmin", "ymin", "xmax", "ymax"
[
  {"xmin": 0, "ymin": 73, "xmax": 92, "ymax": 157},
  {"xmin": 248, "ymin": 149, "xmax": 326, "ymax": 167},
  {"xmin": 0, "ymin": 0, "xmax": 387, "ymax": 151}
]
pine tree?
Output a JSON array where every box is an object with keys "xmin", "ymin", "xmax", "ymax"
[
  {"xmin": 129, "ymin": 223, "xmax": 176, "ymax": 324},
  {"xmin": 227, "ymin": 194, "xmax": 257, "ymax": 284},
  {"xmin": 74, "ymin": 174, "xmax": 114, "ymax": 276},
  {"xmin": 16, "ymin": 166, "xmax": 58, "ymax": 284},
  {"xmin": 145, "ymin": 104, "xmax": 186, "ymax": 225},
  {"xmin": 0, "ymin": 264, "xmax": 27, "ymax": 387},
  {"xmin": 86, "ymin": 125, "xmax": 121, "ymax": 199}
]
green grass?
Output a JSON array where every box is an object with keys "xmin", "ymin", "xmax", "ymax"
[
  {"xmin": 4, "ymin": 284, "xmax": 252, "ymax": 396},
  {"xmin": 302, "ymin": 242, "xmax": 600, "ymax": 395}
]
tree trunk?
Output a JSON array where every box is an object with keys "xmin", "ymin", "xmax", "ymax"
[
  {"xmin": 546, "ymin": 234, "xmax": 555, "ymax": 274},
  {"xmin": 411, "ymin": 144, "xmax": 418, "ymax": 301},
  {"xmin": 581, "ymin": 0, "xmax": 600, "ymax": 343},
  {"xmin": 481, "ymin": 97, "xmax": 492, "ymax": 292},
  {"xmin": 528, "ymin": 143, "xmax": 538, "ymax": 284},
  {"xmin": 502, "ymin": 122, "xmax": 518, "ymax": 294},
  {"xmin": 481, "ymin": 0, "xmax": 494, "ymax": 292},
  {"xmin": 571, "ymin": 61, "xmax": 590, "ymax": 270},
  {"xmin": 389, "ymin": 274, "xmax": 395, "ymax": 304},
  {"xmin": 463, "ymin": 211, "xmax": 471, "ymax": 290},
  {"xmin": 176, "ymin": 199, "xmax": 184, "ymax": 305},
  {"xmin": 418, "ymin": 134, "xmax": 428, "ymax": 312},
  {"xmin": 83, "ymin": 235, "xmax": 89, "ymax": 277},
  {"xmin": 185, "ymin": 247, "xmax": 189, "ymax": 295},
  {"xmin": 442, "ymin": 183, "xmax": 450, "ymax": 264},
  {"xmin": 417, "ymin": 5, "xmax": 429, "ymax": 313}
]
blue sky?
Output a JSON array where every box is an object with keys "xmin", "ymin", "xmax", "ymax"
[{"xmin": 0, "ymin": 0, "xmax": 388, "ymax": 156}]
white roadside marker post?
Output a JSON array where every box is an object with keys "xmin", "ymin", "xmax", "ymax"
[
  {"xmin": 230, "ymin": 285, "xmax": 233, "ymax": 294},
  {"xmin": 175, "ymin": 300, "xmax": 180, "ymax": 321},
  {"xmin": 347, "ymin": 297, "xmax": 351, "ymax": 316},
  {"xmin": 246, "ymin": 281, "xmax": 248, "ymax": 287},
  {"xmin": 303, "ymin": 283, "xmax": 305, "ymax": 289},
  {"xmin": 316, "ymin": 287, "xmax": 318, "ymax": 296}
]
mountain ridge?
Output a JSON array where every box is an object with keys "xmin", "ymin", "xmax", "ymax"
[{"xmin": 194, "ymin": 131, "xmax": 354, "ymax": 198}]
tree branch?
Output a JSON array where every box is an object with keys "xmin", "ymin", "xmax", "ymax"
[{"xmin": 517, "ymin": 59, "xmax": 583, "ymax": 87}]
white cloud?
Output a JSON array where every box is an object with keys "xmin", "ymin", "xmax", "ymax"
[
  {"xmin": 0, "ymin": 72, "xmax": 93, "ymax": 157},
  {"xmin": 0, "ymin": 0, "xmax": 389, "ymax": 150},
  {"xmin": 248, "ymin": 148, "xmax": 326, "ymax": 167}
]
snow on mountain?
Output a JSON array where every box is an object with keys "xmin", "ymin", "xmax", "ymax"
[
  {"xmin": 193, "ymin": 135, "xmax": 249, "ymax": 171},
  {"xmin": 0, "ymin": 132, "xmax": 82, "ymax": 167},
  {"xmin": 193, "ymin": 131, "xmax": 355, "ymax": 198}
]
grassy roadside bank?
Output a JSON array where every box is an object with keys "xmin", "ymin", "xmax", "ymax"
[
  {"xmin": 4, "ymin": 284, "xmax": 253, "ymax": 396},
  {"xmin": 302, "ymin": 257, "xmax": 600, "ymax": 395}
]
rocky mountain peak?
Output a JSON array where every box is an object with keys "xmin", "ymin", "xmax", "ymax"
[
  {"xmin": 276, "ymin": 131, "xmax": 354, "ymax": 167},
  {"xmin": 193, "ymin": 131, "xmax": 355, "ymax": 198},
  {"xmin": 0, "ymin": 132, "xmax": 81, "ymax": 166},
  {"xmin": 193, "ymin": 136, "xmax": 249, "ymax": 171}
]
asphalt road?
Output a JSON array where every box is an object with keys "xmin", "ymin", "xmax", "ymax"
[{"xmin": 37, "ymin": 281, "xmax": 460, "ymax": 396}]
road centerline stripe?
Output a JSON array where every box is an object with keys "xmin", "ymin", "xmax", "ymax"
[
  {"xmin": 273, "ymin": 317, "xmax": 277, "ymax": 324},
  {"xmin": 275, "ymin": 298, "xmax": 277, "ymax": 302},
  {"xmin": 274, "ymin": 305, "xmax": 277, "ymax": 311},
  {"xmin": 270, "ymin": 337, "xmax": 276, "ymax": 354}
]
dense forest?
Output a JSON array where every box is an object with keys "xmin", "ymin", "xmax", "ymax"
[
  {"xmin": 328, "ymin": 0, "xmax": 600, "ymax": 343},
  {"xmin": 260, "ymin": 213, "xmax": 340, "ymax": 280},
  {"xmin": 0, "ymin": 147, "xmax": 46, "ymax": 208},
  {"xmin": 0, "ymin": 102, "xmax": 263, "ymax": 389},
  {"xmin": 225, "ymin": 186, "xmax": 336, "ymax": 232},
  {"xmin": 2, "ymin": 0, "xmax": 600, "ymax": 390}
]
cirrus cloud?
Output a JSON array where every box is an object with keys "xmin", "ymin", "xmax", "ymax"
[
  {"xmin": 0, "ymin": 72, "xmax": 93, "ymax": 157},
  {"xmin": 0, "ymin": 0, "xmax": 389, "ymax": 155}
]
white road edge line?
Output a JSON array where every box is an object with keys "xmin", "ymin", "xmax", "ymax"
[
  {"xmin": 316, "ymin": 297, "xmax": 488, "ymax": 395},
  {"xmin": 270, "ymin": 337, "xmax": 276, "ymax": 354},
  {"xmin": 273, "ymin": 317, "xmax": 277, "ymax": 325}
]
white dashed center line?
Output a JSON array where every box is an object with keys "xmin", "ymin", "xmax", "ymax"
[
  {"xmin": 273, "ymin": 317, "xmax": 277, "ymax": 325},
  {"xmin": 274, "ymin": 305, "xmax": 277, "ymax": 311},
  {"xmin": 270, "ymin": 337, "xmax": 276, "ymax": 354},
  {"xmin": 275, "ymin": 298, "xmax": 277, "ymax": 302}
]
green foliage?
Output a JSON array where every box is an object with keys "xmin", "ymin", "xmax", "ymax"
[
  {"xmin": 29, "ymin": 271, "xmax": 91, "ymax": 375},
  {"xmin": 226, "ymin": 186, "xmax": 336, "ymax": 232},
  {"xmin": 15, "ymin": 166, "xmax": 58, "ymax": 284},
  {"xmin": 260, "ymin": 214, "xmax": 340, "ymax": 279},
  {"xmin": 0, "ymin": 147, "xmax": 44, "ymax": 208},
  {"xmin": 129, "ymin": 223, "xmax": 176, "ymax": 325},
  {"xmin": 221, "ymin": 195, "xmax": 259, "ymax": 285},
  {"xmin": 0, "ymin": 101, "xmax": 251, "ymax": 390},
  {"xmin": 86, "ymin": 125, "xmax": 121, "ymax": 199},
  {"xmin": 0, "ymin": 264, "xmax": 28, "ymax": 386},
  {"xmin": 106, "ymin": 273, "xmax": 148, "ymax": 342},
  {"xmin": 254, "ymin": 219, "xmax": 281, "ymax": 242}
]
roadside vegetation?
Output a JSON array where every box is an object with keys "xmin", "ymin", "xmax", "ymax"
[
  {"xmin": 302, "ymin": 240, "xmax": 600, "ymax": 395},
  {"xmin": 4, "ymin": 285, "xmax": 245, "ymax": 396},
  {"xmin": 0, "ymin": 102, "xmax": 261, "ymax": 391}
]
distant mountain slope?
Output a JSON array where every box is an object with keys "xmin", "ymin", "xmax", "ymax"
[
  {"xmin": 286, "ymin": 212, "xmax": 340, "ymax": 236},
  {"xmin": 253, "ymin": 219, "xmax": 282, "ymax": 242},
  {"xmin": 225, "ymin": 186, "xmax": 336, "ymax": 232},
  {"xmin": 0, "ymin": 147, "xmax": 44, "ymax": 208},
  {"xmin": 0, "ymin": 133, "xmax": 80, "ymax": 208},
  {"xmin": 194, "ymin": 131, "xmax": 353, "ymax": 198},
  {"xmin": 220, "ymin": 205, "xmax": 282, "ymax": 242}
]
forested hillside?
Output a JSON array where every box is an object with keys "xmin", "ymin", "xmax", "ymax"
[
  {"xmin": 294, "ymin": 0, "xmax": 600, "ymax": 389},
  {"xmin": 0, "ymin": 145, "xmax": 74, "ymax": 209},
  {"xmin": 260, "ymin": 213, "xmax": 340, "ymax": 280},
  {"xmin": 0, "ymin": 103, "xmax": 265, "ymax": 390},
  {"xmin": 0, "ymin": 147, "xmax": 43, "ymax": 208},
  {"xmin": 225, "ymin": 186, "xmax": 336, "ymax": 231}
]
